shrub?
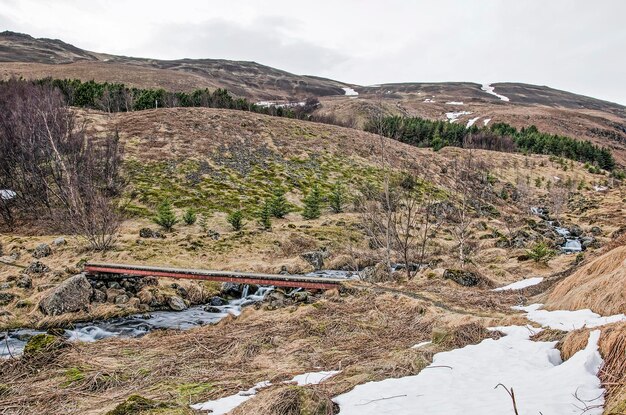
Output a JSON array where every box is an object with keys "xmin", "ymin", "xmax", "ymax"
[
  {"xmin": 302, "ymin": 184, "xmax": 322, "ymax": 220},
  {"xmin": 258, "ymin": 200, "xmax": 272, "ymax": 230},
  {"xmin": 526, "ymin": 242, "xmax": 556, "ymax": 263},
  {"xmin": 182, "ymin": 208, "xmax": 197, "ymax": 225},
  {"xmin": 329, "ymin": 182, "xmax": 345, "ymax": 213},
  {"xmin": 153, "ymin": 200, "xmax": 178, "ymax": 231},
  {"xmin": 269, "ymin": 187, "xmax": 290, "ymax": 218},
  {"xmin": 227, "ymin": 210, "xmax": 245, "ymax": 231}
]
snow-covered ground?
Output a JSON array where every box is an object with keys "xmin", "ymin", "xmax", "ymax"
[
  {"xmin": 466, "ymin": 117, "xmax": 480, "ymax": 128},
  {"xmin": 481, "ymin": 83, "xmax": 510, "ymax": 102},
  {"xmin": 255, "ymin": 101, "xmax": 305, "ymax": 108},
  {"xmin": 191, "ymin": 370, "xmax": 340, "ymax": 413},
  {"xmin": 593, "ymin": 185, "xmax": 608, "ymax": 192},
  {"xmin": 342, "ymin": 87, "xmax": 359, "ymax": 96},
  {"xmin": 423, "ymin": 98, "xmax": 435, "ymax": 103},
  {"xmin": 483, "ymin": 118, "xmax": 491, "ymax": 126},
  {"xmin": 446, "ymin": 111, "xmax": 472, "ymax": 123},
  {"xmin": 334, "ymin": 326, "xmax": 604, "ymax": 414},
  {"xmin": 0, "ymin": 189, "xmax": 16, "ymax": 200},
  {"xmin": 492, "ymin": 277, "xmax": 544, "ymax": 292},
  {"xmin": 446, "ymin": 101, "xmax": 464, "ymax": 105},
  {"xmin": 514, "ymin": 304, "xmax": 626, "ymax": 331}
]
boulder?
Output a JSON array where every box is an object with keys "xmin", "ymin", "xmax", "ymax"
[
  {"xmin": 106, "ymin": 288, "xmax": 126, "ymax": 303},
  {"xmin": 360, "ymin": 263, "xmax": 392, "ymax": 282},
  {"xmin": 92, "ymin": 289, "xmax": 107, "ymax": 303},
  {"xmin": 581, "ymin": 236, "xmax": 596, "ymax": 248},
  {"xmin": 0, "ymin": 282, "xmax": 12, "ymax": 290},
  {"xmin": 0, "ymin": 292, "xmax": 16, "ymax": 306},
  {"xmin": 23, "ymin": 334, "xmax": 63, "ymax": 357},
  {"xmin": 15, "ymin": 274, "xmax": 32, "ymax": 289},
  {"xmin": 590, "ymin": 226, "xmax": 602, "ymax": 236},
  {"xmin": 221, "ymin": 282, "xmax": 243, "ymax": 298},
  {"xmin": 107, "ymin": 281, "xmax": 122, "ymax": 289},
  {"xmin": 443, "ymin": 269, "xmax": 481, "ymax": 287},
  {"xmin": 114, "ymin": 294, "xmax": 130, "ymax": 305},
  {"xmin": 301, "ymin": 250, "xmax": 327, "ymax": 271},
  {"xmin": 39, "ymin": 274, "xmax": 93, "ymax": 315},
  {"xmin": 569, "ymin": 225, "xmax": 583, "ymax": 237},
  {"xmin": 26, "ymin": 261, "xmax": 49, "ymax": 275},
  {"xmin": 51, "ymin": 237, "xmax": 66, "ymax": 247},
  {"xmin": 32, "ymin": 243, "xmax": 52, "ymax": 259},
  {"xmin": 207, "ymin": 230, "xmax": 220, "ymax": 240},
  {"xmin": 208, "ymin": 296, "xmax": 228, "ymax": 306},
  {"xmin": 167, "ymin": 295, "xmax": 187, "ymax": 311},
  {"xmin": 204, "ymin": 305, "xmax": 222, "ymax": 313}
]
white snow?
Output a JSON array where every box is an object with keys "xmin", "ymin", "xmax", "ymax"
[
  {"xmin": 445, "ymin": 111, "xmax": 472, "ymax": 123},
  {"xmin": 466, "ymin": 117, "xmax": 480, "ymax": 128},
  {"xmin": 423, "ymin": 98, "xmax": 435, "ymax": 103},
  {"xmin": 334, "ymin": 326, "xmax": 605, "ymax": 414},
  {"xmin": 514, "ymin": 304, "xmax": 626, "ymax": 331},
  {"xmin": 446, "ymin": 101, "xmax": 464, "ymax": 105},
  {"xmin": 289, "ymin": 370, "xmax": 341, "ymax": 386},
  {"xmin": 190, "ymin": 380, "xmax": 272, "ymax": 414},
  {"xmin": 0, "ymin": 189, "xmax": 16, "ymax": 200},
  {"xmin": 255, "ymin": 101, "xmax": 305, "ymax": 108},
  {"xmin": 483, "ymin": 118, "xmax": 491, "ymax": 126},
  {"xmin": 492, "ymin": 277, "xmax": 544, "ymax": 292},
  {"xmin": 593, "ymin": 185, "xmax": 608, "ymax": 192},
  {"xmin": 411, "ymin": 341, "xmax": 432, "ymax": 349},
  {"xmin": 342, "ymin": 87, "xmax": 359, "ymax": 96},
  {"xmin": 191, "ymin": 371, "xmax": 340, "ymax": 413},
  {"xmin": 481, "ymin": 83, "xmax": 510, "ymax": 102}
]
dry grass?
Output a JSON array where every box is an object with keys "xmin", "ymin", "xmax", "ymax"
[
  {"xmin": 546, "ymin": 244, "xmax": 626, "ymax": 315},
  {"xmin": 558, "ymin": 322, "xmax": 626, "ymax": 414}
]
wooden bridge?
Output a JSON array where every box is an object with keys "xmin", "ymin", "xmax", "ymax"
[{"xmin": 84, "ymin": 262, "xmax": 344, "ymax": 290}]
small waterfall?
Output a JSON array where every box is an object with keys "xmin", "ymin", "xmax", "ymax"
[{"xmin": 563, "ymin": 239, "xmax": 582, "ymax": 253}]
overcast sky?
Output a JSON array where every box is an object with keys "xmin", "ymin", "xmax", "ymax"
[{"xmin": 2, "ymin": 0, "xmax": 625, "ymax": 105}]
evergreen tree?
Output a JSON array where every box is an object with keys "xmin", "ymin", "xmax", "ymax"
[
  {"xmin": 329, "ymin": 182, "xmax": 345, "ymax": 213},
  {"xmin": 227, "ymin": 210, "xmax": 245, "ymax": 231},
  {"xmin": 154, "ymin": 200, "xmax": 179, "ymax": 231},
  {"xmin": 302, "ymin": 184, "xmax": 322, "ymax": 220},
  {"xmin": 182, "ymin": 208, "xmax": 197, "ymax": 225},
  {"xmin": 258, "ymin": 200, "xmax": 272, "ymax": 230},
  {"xmin": 269, "ymin": 187, "xmax": 290, "ymax": 218}
]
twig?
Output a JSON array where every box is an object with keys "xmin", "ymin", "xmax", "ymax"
[
  {"xmin": 0, "ymin": 259, "xmax": 26, "ymax": 269},
  {"xmin": 423, "ymin": 365, "xmax": 453, "ymax": 370},
  {"xmin": 4, "ymin": 331, "xmax": 13, "ymax": 359},
  {"xmin": 356, "ymin": 394, "xmax": 408, "ymax": 406},
  {"xmin": 495, "ymin": 383, "xmax": 519, "ymax": 415}
]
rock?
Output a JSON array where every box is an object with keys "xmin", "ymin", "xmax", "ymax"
[
  {"xmin": 25, "ymin": 261, "xmax": 49, "ymax": 274},
  {"xmin": 279, "ymin": 265, "xmax": 289, "ymax": 275},
  {"xmin": 0, "ymin": 292, "xmax": 16, "ymax": 306},
  {"xmin": 590, "ymin": 226, "xmax": 602, "ymax": 236},
  {"xmin": 208, "ymin": 296, "xmax": 228, "ymax": 306},
  {"xmin": 144, "ymin": 277, "xmax": 159, "ymax": 286},
  {"xmin": 139, "ymin": 228, "xmax": 155, "ymax": 238},
  {"xmin": 23, "ymin": 334, "xmax": 63, "ymax": 357},
  {"xmin": 39, "ymin": 274, "xmax": 93, "ymax": 315},
  {"xmin": 301, "ymin": 250, "xmax": 328, "ymax": 271},
  {"xmin": 581, "ymin": 236, "xmax": 596, "ymax": 248},
  {"xmin": 204, "ymin": 306, "xmax": 222, "ymax": 313},
  {"xmin": 0, "ymin": 282, "xmax": 12, "ymax": 290},
  {"xmin": 107, "ymin": 281, "xmax": 122, "ymax": 289},
  {"xmin": 171, "ymin": 283, "xmax": 188, "ymax": 298},
  {"xmin": 443, "ymin": 269, "xmax": 481, "ymax": 287},
  {"xmin": 15, "ymin": 274, "xmax": 32, "ymax": 289},
  {"xmin": 137, "ymin": 288, "xmax": 155, "ymax": 305},
  {"xmin": 51, "ymin": 237, "xmax": 66, "ymax": 247},
  {"xmin": 127, "ymin": 297, "xmax": 141, "ymax": 309},
  {"xmin": 569, "ymin": 225, "xmax": 583, "ymax": 237},
  {"xmin": 92, "ymin": 289, "xmax": 107, "ymax": 303},
  {"xmin": 360, "ymin": 263, "xmax": 392, "ymax": 282},
  {"xmin": 114, "ymin": 294, "xmax": 130, "ymax": 305},
  {"xmin": 221, "ymin": 282, "xmax": 243, "ymax": 298},
  {"xmin": 15, "ymin": 300, "xmax": 31, "ymax": 308},
  {"xmin": 207, "ymin": 230, "xmax": 220, "ymax": 240},
  {"xmin": 106, "ymin": 288, "xmax": 126, "ymax": 303},
  {"xmin": 167, "ymin": 295, "xmax": 187, "ymax": 311},
  {"xmin": 293, "ymin": 291, "xmax": 309, "ymax": 303},
  {"xmin": 267, "ymin": 291, "xmax": 287, "ymax": 309},
  {"xmin": 32, "ymin": 243, "xmax": 52, "ymax": 259}
]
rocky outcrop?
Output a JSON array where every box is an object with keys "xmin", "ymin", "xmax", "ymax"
[
  {"xmin": 443, "ymin": 269, "xmax": 481, "ymax": 287},
  {"xmin": 32, "ymin": 243, "xmax": 52, "ymax": 259},
  {"xmin": 39, "ymin": 274, "xmax": 92, "ymax": 315},
  {"xmin": 15, "ymin": 274, "xmax": 32, "ymax": 289},
  {"xmin": 25, "ymin": 261, "xmax": 49, "ymax": 274},
  {"xmin": 139, "ymin": 228, "xmax": 164, "ymax": 238},
  {"xmin": 300, "ymin": 249, "xmax": 328, "ymax": 271}
]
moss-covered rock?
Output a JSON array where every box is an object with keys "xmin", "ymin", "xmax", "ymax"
[
  {"xmin": 106, "ymin": 395, "xmax": 168, "ymax": 415},
  {"xmin": 23, "ymin": 333, "xmax": 62, "ymax": 357}
]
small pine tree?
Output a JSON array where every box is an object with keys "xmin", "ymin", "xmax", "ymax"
[
  {"xmin": 199, "ymin": 214, "xmax": 208, "ymax": 232},
  {"xmin": 258, "ymin": 200, "xmax": 272, "ymax": 230},
  {"xmin": 227, "ymin": 210, "xmax": 245, "ymax": 231},
  {"xmin": 154, "ymin": 200, "xmax": 179, "ymax": 231},
  {"xmin": 526, "ymin": 242, "xmax": 556, "ymax": 263},
  {"xmin": 302, "ymin": 184, "xmax": 322, "ymax": 220},
  {"xmin": 182, "ymin": 208, "xmax": 197, "ymax": 225},
  {"xmin": 329, "ymin": 182, "xmax": 345, "ymax": 214},
  {"xmin": 269, "ymin": 187, "xmax": 290, "ymax": 218}
]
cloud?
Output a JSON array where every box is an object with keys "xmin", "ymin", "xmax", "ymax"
[{"xmin": 133, "ymin": 16, "xmax": 349, "ymax": 76}]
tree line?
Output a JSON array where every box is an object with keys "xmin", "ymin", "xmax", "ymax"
[{"xmin": 365, "ymin": 116, "xmax": 616, "ymax": 170}]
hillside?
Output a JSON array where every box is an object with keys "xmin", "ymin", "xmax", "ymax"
[{"xmin": 1, "ymin": 31, "xmax": 626, "ymax": 165}]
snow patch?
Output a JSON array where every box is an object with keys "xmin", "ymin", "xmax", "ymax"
[
  {"xmin": 446, "ymin": 101, "xmax": 464, "ymax": 105},
  {"xmin": 493, "ymin": 277, "xmax": 544, "ymax": 292},
  {"xmin": 446, "ymin": 111, "xmax": 472, "ymax": 123},
  {"xmin": 0, "ymin": 189, "xmax": 16, "ymax": 200},
  {"xmin": 423, "ymin": 98, "xmax": 435, "ymax": 103},
  {"xmin": 334, "ymin": 326, "xmax": 605, "ymax": 414},
  {"xmin": 342, "ymin": 87, "xmax": 359, "ymax": 96},
  {"xmin": 256, "ymin": 101, "xmax": 305, "ymax": 108},
  {"xmin": 481, "ymin": 83, "xmax": 510, "ymax": 102},
  {"xmin": 593, "ymin": 185, "xmax": 608, "ymax": 192},
  {"xmin": 466, "ymin": 117, "xmax": 480, "ymax": 128},
  {"xmin": 514, "ymin": 304, "xmax": 626, "ymax": 331},
  {"xmin": 411, "ymin": 341, "xmax": 431, "ymax": 349},
  {"xmin": 290, "ymin": 370, "xmax": 341, "ymax": 386},
  {"xmin": 483, "ymin": 118, "xmax": 491, "ymax": 126}
]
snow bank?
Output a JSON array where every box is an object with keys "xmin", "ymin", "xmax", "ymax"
[
  {"xmin": 514, "ymin": 304, "xmax": 626, "ymax": 331},
  {"xmin": 191, "ymin": 370, "xmax": 340, "ymax": 413},
  {"xmin": 466, "ymin": 117, "xmax": 480, "ymax": 128},
  {"xmin": 446, "ymin": 111, "xmax": 472, "ymax": 123},
  {"xmin": 481, "ymin": 83, "xmax": 510, "ymax": 102},
  {"xmin": 446, "ymin": 101, "xmax": 464, "ymax": 105},
  {"xmin": 0, "ymin": 189, "xmax": 16, "ymax": 200},
  {"xmin": 493, "ymin": 277, "xmax": 544, "ymax": 292},
  {"xmin": 342, "ymin": 87, "xmax": 359, "ymax": 96},
  {"xmin": 334, "ymin": 326, "xmax": 605, "ymax": 414}
]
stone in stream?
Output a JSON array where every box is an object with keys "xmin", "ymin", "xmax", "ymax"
[
  {"xmin": 39, "ymin": 274, "xmax": 93, "ymax": 315},
  {"xmin": 208, "ymin": 296, "xmax": 228, "ymax": 306},
  {"xmin": 568, "ymin": 225, "xmax": 583, "ymax": 237},
  {"xmin": 32, "ymin": 243, "xmax": 52, "ymax": 259},
  {"xmin": 443, "ymin": 269, "xmax": 481, "ymax": 287},
  {"xmin": 167, "ymin": 295, "xmax": 187, "ymax": 311}
]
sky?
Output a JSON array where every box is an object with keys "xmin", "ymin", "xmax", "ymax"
[{"xmin": 2, "ymin": 0, "xmax": 625, "ymax": 105}]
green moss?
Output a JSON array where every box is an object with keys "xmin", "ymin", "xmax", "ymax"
[
  {"xmin": 106, "ymin": 395, "xmax": 168, "ymax": 415},
  {"xmin": 176, "ymin": 382, "xmax": 212, "ymax": 399},
  {"xmin": 0, "ymin": 383, "xmax": 11, "ymax": 397},
  {"xmin": 62, "ymin": 367, "xmax": 85, "ymax": 387},
  {"xmin": 23, "ymin": 334, "xmax": 61, "ymax": 357}
]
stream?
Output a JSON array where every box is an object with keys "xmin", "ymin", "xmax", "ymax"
[{"xmin": 531, "ymin": 207, "xmax": 583, "ymax": 254}]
